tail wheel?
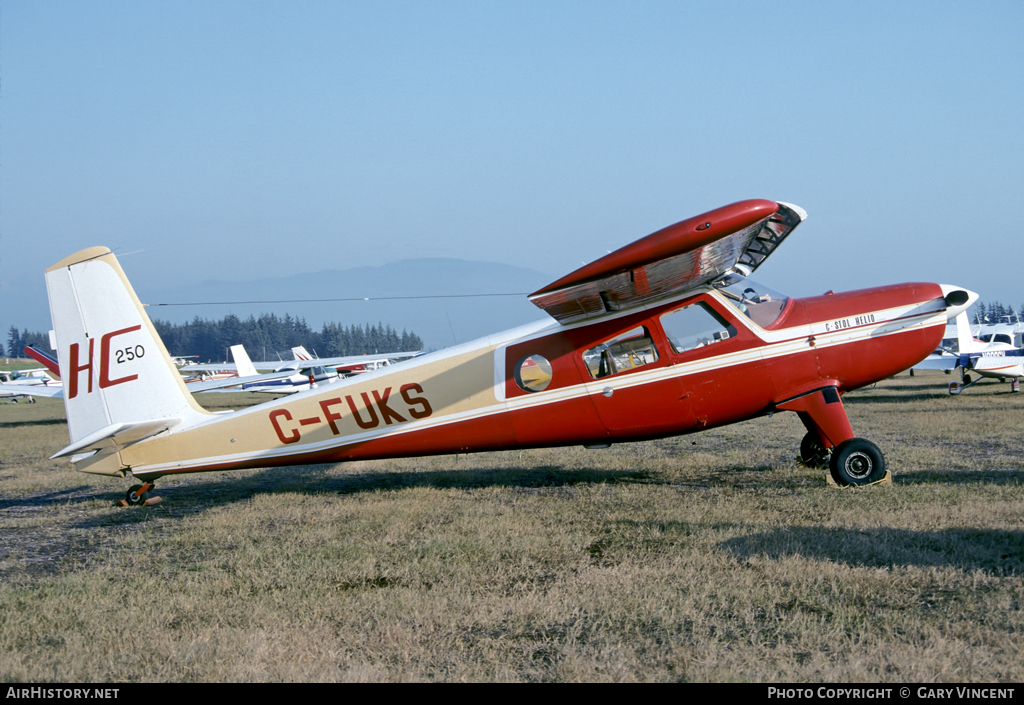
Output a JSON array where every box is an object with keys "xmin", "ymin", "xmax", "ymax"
[
  {"xmin": 829, "ymin": 438, "xmax": 886, "ymax": 486},
  {"xmin": 125, "ymin": 483, "xmax": 154, "ymax": 506},
  {"xmin": 799, "ymin": 432, "xmax": 830, "ymax": 468}
]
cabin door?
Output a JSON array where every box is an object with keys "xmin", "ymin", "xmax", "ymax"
[{"xmin": 579, "ymin": 322, "xmax": 697, "ymax": 436}]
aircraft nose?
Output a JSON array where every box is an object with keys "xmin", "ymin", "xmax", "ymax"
[{"xmin": 939, "ymin": 284, "xmax": 978, "ymax": 320}]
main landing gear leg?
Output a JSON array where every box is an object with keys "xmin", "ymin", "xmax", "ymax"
[
  {"xmin": 948, "ymin": 370, "xmax": 981, "ymax": 395},
  {"xmin": 117, "ymin": 482, "xmax": 162, "ymax": 507},
  {"xmin": 776, "ymin": 386, "xmax": 888, "ymax": 487}
]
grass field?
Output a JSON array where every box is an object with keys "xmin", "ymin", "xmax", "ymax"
[{"xmin": 1, "ymin": 372, "xmax": 1022, "ymax": 682}]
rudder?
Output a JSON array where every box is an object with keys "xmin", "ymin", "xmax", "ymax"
[{"xmin": 230, "ymin": 344, "xmax": 259, "ymax": 377}]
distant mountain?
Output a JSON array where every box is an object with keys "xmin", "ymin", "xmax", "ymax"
[{"xmin": 138, "ymin": 258, "xmax": 555, "ymax": 351}]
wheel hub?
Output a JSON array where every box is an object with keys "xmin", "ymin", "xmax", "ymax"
[{"xmin": 845, "ymin": 451, "xmax": 873, "ymax": 479}]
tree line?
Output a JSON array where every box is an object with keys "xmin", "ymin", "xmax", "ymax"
[
  {"xmin": 5, "ymin": 314, "xmax": 422, "ymax": 363},
  {"xmin": 4, "ymin": 328, "xmax": 50, "ymax": 359},
  {"xmin": 975, "ymin": 301, "xmax": 1022, "ymax": 323}
]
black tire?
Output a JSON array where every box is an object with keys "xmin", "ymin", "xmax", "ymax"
[
  {"xmin": 125, "ymin": 485, "xmax": 147, "ymax": 506},
  {"xmin": 829, "ymin": 438, "xmax": 886, "ymax": 486},
  {"xmin": 800, "ymin": 432, "xmax": 830, "ymax": 468}
]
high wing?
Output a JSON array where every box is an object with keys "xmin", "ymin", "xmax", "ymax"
[
  {"xmin": 529, "ymin": 199, "xmax": 806, "ymax": 324},
  {"xmin": 266, "ymin": 351, "xmax": 421, "ymax": 372},
  {"xmin": 0, "ymin": 384, "xmax": 64, "ymax": 399},
  {"xmin": 184, "ymin": 370, "xmax": 299, "ymax": 393}
]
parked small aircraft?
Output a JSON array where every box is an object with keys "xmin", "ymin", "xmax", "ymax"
[
  {"xmin": 180, "ymin": 344, "xmax": 339, "ymax": 394},
  {"xmin": 944, "ymin": 312, "xmax": 1023, "ymax": 394},
  {"xmin": 181, "ymin": 344, "xmax": 258, "ymax": 386},
  {"xmin": 336, "ymin": 358, "xmax": 398, "ymax": 377},
  {"xmin": 972, "ymin": 314, "xmax": 1024, "ymax": 349},
  {"xmin": 7, "ymin": 344, "xmax": 301, "ymax": 398},
  {"xmin": 233, "ymin": 364, "xmax": 339, "ymax": 394},
  {"xmin": 185, "ymin": 346, "xmax": 420, "ymax": 376},
  {"xmin": 40, "ymin": 199, "xmax": 973, "ymax": 505},
  {"xmin": 0, "ymin": 366, "xmax": 59, "ymax": 402}
]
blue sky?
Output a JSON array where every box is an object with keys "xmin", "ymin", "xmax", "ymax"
[{"xmin": 2, "ymin": 1, "xmax": 1023, "ymax": 334}]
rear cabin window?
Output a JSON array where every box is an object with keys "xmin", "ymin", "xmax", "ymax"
[
  {"xmin": 660, "ymin": 302, "xmax": 737, "ymax": 354},
  {"xmin": 584, "ymin": 326, "xmax": 659, "ymax": 379},
  {"xmin": 514, "ymin": 354, "xmax": 553, "ymax": 393}
]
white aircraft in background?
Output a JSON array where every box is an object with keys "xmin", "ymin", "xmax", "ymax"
[
  {"xmin": 0, "ymin": 367, "xmax": 61, "ymax": 403},
  {"xmin": 181, "ymin": 345, "xmax": 259, "ymax": 386},
  {"xmin": 2, "ymin": 343, "xmax": 301, "ymax": 399},
  {"xmin": 972, "ymin": 314, "xmax": 1024, "ymax": 349},
  {"xmin": 916, "ymin": 311, "xmax": 1024, "ymax": 394},
  {"xmin": 195, "ymin": 345, "xmax": 341, "ymax": 394},
  {"xmin": 184, "ymin": 346, "xmax": 421, "ymax": 376}
]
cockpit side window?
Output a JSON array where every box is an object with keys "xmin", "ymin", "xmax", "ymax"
[
  {"xmin": 660, "ymin": 302, "xmax": 737, "ymax": 354},
  {"xmin": 584, "ymin": 326, "xmax": 659, "ymax": 379}
]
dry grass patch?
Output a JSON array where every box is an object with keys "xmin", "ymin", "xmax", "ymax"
[{"xmin": 1, "ymin": 373, "xmax": 1022, "ymax": 681}]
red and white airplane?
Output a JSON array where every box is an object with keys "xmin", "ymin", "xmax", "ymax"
[{"xmin": 41, "ymin": 199, "xmax": 974, "ymax": 505}]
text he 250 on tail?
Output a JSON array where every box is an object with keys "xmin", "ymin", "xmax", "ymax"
[{"xmin": 43, "ymin": 199, "xmax": 974, "ymax": 504}]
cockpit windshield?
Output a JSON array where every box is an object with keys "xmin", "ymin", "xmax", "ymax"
[{"xmin": 712, "ymin": 273, "xmax": 790, "ymax": 328}]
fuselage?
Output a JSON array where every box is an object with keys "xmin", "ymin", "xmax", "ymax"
[
  {"xmin": 963, "ymin": 346, "xmax": 1024, "ymax": 379},
  {"xmin": 96, "ymin": 278, "xmax": 949, "ymax": 480}
]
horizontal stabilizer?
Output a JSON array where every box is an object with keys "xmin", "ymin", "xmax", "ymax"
[
  {"xmin": 51, "ymin": 417, "xmax": 181, "ymax": 460},
  {"xmin": 530, "ymin": 200, "xmax": 806, "ymax": 324},
  {"xmin": 912, "ymin": 354, "xmax": 959, "ymax": 371}
]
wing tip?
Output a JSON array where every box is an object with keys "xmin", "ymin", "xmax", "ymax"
[{"xmin": 776, "ymin": 201, "xmax": 808, "ymax": 222}]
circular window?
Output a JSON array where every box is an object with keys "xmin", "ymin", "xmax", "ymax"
[{"xmin": 514, "ymin": 354, "xmax": 553, "ymax": 393}]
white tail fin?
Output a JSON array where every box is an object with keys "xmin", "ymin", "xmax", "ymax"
[
  {"xmin": 230, "ymin": 344, "xmax": 259, "ymax": 377},
  {"xmin": 954, "ymin": 311, "xmax": 984, "ymax": 354},
  {"xmin": 45, "ymin": 248, "xmax": 210, "ymax": 471},
  {"xmin": 291, "ymin": 345, "xmax": 314, "ymax": 361}
]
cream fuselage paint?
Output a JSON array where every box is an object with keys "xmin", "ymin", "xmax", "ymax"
[{"xmin": 116, "ymin": 332, "xmax": 516, "ymax": 478}]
